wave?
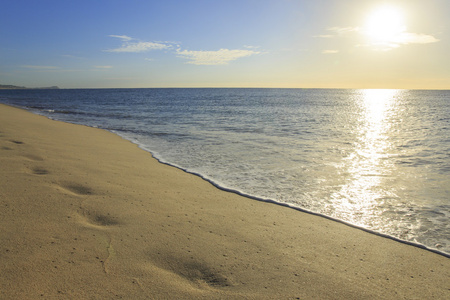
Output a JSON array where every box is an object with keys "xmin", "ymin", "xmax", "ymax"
[{"xmin": 117, "ymin": 131, "xmax": 449, "ymax": 258}]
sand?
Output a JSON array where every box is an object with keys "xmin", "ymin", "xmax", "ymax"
[{"xmin": 0, "ymin": 103, "xmax": 449, "ymax": 299}]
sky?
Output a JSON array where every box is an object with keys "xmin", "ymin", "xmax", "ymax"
[{"xmin": 1, "ymin": 0, "xmax": 449, "ymax": 89}]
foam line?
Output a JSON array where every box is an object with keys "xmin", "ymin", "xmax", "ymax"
[{"xmin": 123, "ymin": 132, "xmax": 450, "ymax": 259}]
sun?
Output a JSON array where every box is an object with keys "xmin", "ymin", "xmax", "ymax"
[{"xmin": 364, "ymin": 5, "xmax": 406, "ymax": 46}]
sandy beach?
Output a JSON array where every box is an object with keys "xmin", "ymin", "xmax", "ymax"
[{"xmin": 0, "ymin": 103, "xmax": 448, "ymax": 299}]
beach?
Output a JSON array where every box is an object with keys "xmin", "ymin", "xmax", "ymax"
[{"xmin": 0, "ymin": 103, "xmax": 449, "ymax": 299}]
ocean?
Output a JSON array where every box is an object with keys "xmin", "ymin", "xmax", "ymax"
[{"xmin": 1, "ymin": 88, "xmax": 449, "ymax": 256}]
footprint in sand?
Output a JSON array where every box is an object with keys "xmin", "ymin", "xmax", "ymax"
[
  {"xmin": 10, "ymin": 140, "xmax": 24, "ymax": 144},
  {"xmin": 59, "ymin": 182, "xmax": 94, "ymax": 195},
  {"xmin": 152, "ymin": 255, "xmax": 231, "ymax": 288},
  {"xmin": 2, "ymin": 139, "xmax": 44, "ymax": 160},
  {"xmin": 32, "ymin": 167, "xmax": 49, "ymax": 175},
  {"xmin": 181, "ymin": 261, "xmax": 230, "ymax": 287},
  {"xmin": 75, "ymin": 209, "xmax": 118, "ymax": 274},
  {"xmin": 3, "ymin": 138, "xmax": 45, "ymax": 160},
  {"xmin": 76, "ymin": 208, "xmax": 121, "ymax": 228},
  {"xmin": 1, "ymin": 140, "xmax": 24, "ymax": 149},
  {"xmin": 85, "ymin": 212, "xmax": 120, "ymax": 227}
]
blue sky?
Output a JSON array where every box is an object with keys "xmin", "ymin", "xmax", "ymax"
[{"xmin": 1, "ymin": 0, "xmax": 449, "ymax": 89}]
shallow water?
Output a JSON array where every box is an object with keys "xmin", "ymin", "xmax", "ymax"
[{"xmin": 1, "ymin": 88, "xmax": 449, "ymax": 254}]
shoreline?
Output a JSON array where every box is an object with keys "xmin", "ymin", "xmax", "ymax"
[
  {"xmin": 11, "ymin": 99, "xmax": 447, "ymax": 258},
  {"xmin": 34, "ymin": 102, "xmax": 449, "ymax": 259},
  {"xmin": 134, "ymin": 140, "xmax": 450, "ymax": 259},
  {"xmin": 1, "ymin": 103, "xmax": 449, "ymax": 299}
]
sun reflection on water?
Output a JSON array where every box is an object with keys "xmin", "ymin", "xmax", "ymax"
[{"xmin": 332, "ymin": 89, "xmax": 400, "ymax": 227}]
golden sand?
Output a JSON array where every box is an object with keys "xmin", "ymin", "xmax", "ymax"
[{"xmin": 0, "ymin": 104, "xmax": 449, "ymax": 299}]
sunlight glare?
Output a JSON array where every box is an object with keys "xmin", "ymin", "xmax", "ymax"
[
  {"xmin": 364, "ymin": 5, "xmax": 406, "ymax": 46},
  {"xmin": 330, "ymin": 89, "xmax": 400, "ymax": 227}
]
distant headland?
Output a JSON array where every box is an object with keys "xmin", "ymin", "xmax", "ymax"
[{"xmin": 0, "ymin": 84, "xmax": 59, "ymax": 90}]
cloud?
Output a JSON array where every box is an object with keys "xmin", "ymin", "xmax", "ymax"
[
  {"xmin": 176, "ymin": 48, "xmax": 260, "ymax": 65},
  {"xmin": 243, "ymin": 45, "xmax": 260, "ymax": 49},
  {"xmin": 313, "ymin": 27, "xmax": 359, "ymax": 39},
  {"xmin": 326, "ymin": 27, "xmax": 360, "ymax": 36},
  {"xmin": 106, "ymin": 41, "xmax": 170, "ymax": 53},
  {"xmin": 316, "ymin": 26, "xmax": 439, "ymax": 51},
  {"xmin": 94, "ymin": 65, "xmax": 113, "ymax": 69},
  {"xmin": 109, "ymin": 35, "xmax": 133, "ymax": 41},
  {"xmin": 360, "ymin": 32, "xmax": 439, "ymax": 51},
  {"xmin": 322, "ymin": 50, "xmax": 339, "ymax": 54},
  {"xmin": 395, "ymin": 32, "xmax": 439, "ymax": 45},
  {"xmin": 105, "ymin": 35, "xmax": 171, "ymax": 53},
  {"xmin": 314, "ymin": 34, "xmax": 334, "ymax": 38},
  {"xmin": 104, "ymin": 35, "xmax": 262, "ymax": 65}
]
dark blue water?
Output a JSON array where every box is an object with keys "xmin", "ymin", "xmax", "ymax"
[{"xmin": 1, "ymin": 88, "xmax": 449, "ymax": 255}]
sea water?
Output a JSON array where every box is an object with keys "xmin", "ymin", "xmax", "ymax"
[{"xmin": 1, "ymin": 88, "xmax": 449, "ymax": 255}]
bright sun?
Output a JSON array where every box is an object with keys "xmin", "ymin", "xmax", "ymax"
[{"xmin": 364, "ymin": 5, "xmax": 406, "ymax": 45}]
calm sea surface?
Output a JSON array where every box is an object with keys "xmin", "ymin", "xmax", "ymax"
[{"xmin": 1, "ymin": 88, "xmax": 449, "ymax": 255}]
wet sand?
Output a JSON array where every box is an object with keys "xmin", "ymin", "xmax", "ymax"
[{"xmin": 0, "ymin": 103, "xmax": 449, "ymax": 299}]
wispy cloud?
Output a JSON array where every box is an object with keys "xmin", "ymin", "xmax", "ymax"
[
  {"xmin": 94, "ymin": 65, "xmax": 113, "ymax": 69},
  {"xmin": 314, "ymin": 34, "xmax": 333, "ymax": 38},
  {"xmin": 359, "ymin": 31, "xmax": 439, "ymax": 51},
  {"xmin": 109, "ymin": 35, "xmax": 133, "ymax": 41},
  {"xmin": 322, "ymin": 50, "xmax": 339, "ymax": 54},
  {"xmin": 313, "ymin": 27, "xmax": 359, "ymax": 39},
  {"xmin": 316, "ymin": 26, "xmax": 439, "ymax": 51},
  {"xmin": 391, "ymin": 32, "xmax": 439, "ymax": 45},
  {"xmin": 243, "ymin": 45, "xmax": 260, "ymax": 49},
  {"xmin": 105, "ymin": 35, "xmax": 171, "ymax": 53},
  {"xmin": 176, "ymin": 48, "xmax": 260, "ymax": 65},
  {"xmin": 104, "ymin": 34, "xmax": 261, "ymax": 65},
  {"xmin": 327, "ymin": 27, "xmax": 360, "ymax": 36}
]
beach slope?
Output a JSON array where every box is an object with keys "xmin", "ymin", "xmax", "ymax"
[{"xmin": 0, "ymin": 104, "xmax": 448, "ymax": 299}]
